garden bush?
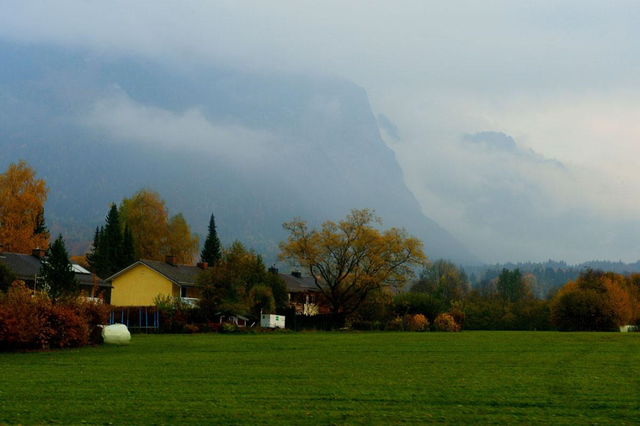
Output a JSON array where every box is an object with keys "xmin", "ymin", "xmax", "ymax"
[
  {"xmin": 183, "ymin": 324, "xmax": 200, "ymax": 334},
  {"xmin": 403, "ymin": 314, "xmax": 430, "ymax": 332},
  {"xmin": 220, "ymin": 322, "xmax": 241, "ymax": 333},
  {"xmin": 434, "ymin": 313, "xmax": 461, "ymax": 332},
  {"xmin": 0, "ymin": 282, "xmax": 109, "ymax": 351}
]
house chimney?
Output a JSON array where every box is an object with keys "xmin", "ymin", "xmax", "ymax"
[
  {"xmin": 268, "ymin": 266, "xmax": 278, "ymax": 275},
  {"xmin": 197, "ymin": 262, "xmax": 208, "ymax": 270},
  {"xmin": 165, "ymin": 255, "xmax": 178, "ymax": 266},
  {"xmin": 32, "ymin": 248, "xmax": 46, "ymax": 259},
  {"xmin": 292, "ymin": 271, "xmax": 302, "ymax": 278}
]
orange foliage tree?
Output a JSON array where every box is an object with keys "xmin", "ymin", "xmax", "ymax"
[
  {"xmin": 279, "ymin": 209, "xmax": 426, "ymax": 316},
  {"xmin": 167, "ymin": 213, "xmax": 200, "ymax": 264},
  {"xmin": 550, "ymin": 270, "xmax": 639, "ymax": 331},
  {"xmin": 0, "ymin": 160, "xmax": 49, "ymax": 253},
  {"xmin": 119, "ymin": 188, "xmax": 199, "ymax": 263}
]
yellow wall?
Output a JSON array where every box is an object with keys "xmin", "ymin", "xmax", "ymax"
[{"xmin": 110, "ymin": 263, "xmax": 179, "ymax": 306}]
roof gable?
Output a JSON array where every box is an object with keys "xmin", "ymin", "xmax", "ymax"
[
  {"xmin": 279, "ymin": 272, "xmax": 321, "ymax": 293},
  {"xmin": 107, "ymin": 260, "xmax": 204, "ymax": 287}
]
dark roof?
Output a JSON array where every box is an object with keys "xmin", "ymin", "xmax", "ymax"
[
  {"xmin": 279, "ymin": 272, "xmax": 321, "ymax": 293},
  {"xmin": 108, "ymin": 260, "xmax": 205, "ymax": 287},
  {"xmin": 0, "ymin": 252, "xmax": 110, "ymax": 288}
]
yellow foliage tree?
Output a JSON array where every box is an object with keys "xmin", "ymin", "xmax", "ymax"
[
  {"xmin": 119, "ymin": 188, "xmax": 199, "ymax": 263},
  {"xmin": 0, "ymin": 160, "xmax": 49, "ymax": 253},
  {"xmin": 279, "ymin": 209, "xmax": 426, "ymax": 316},
  {"xmin": 167, "ymin": 213, "xmax": 199, "ymax": 264}
]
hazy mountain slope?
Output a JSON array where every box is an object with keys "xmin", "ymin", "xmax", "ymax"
[{"xmin": 0, "ymin": 43, "xmax": 479, "ymax": 265}]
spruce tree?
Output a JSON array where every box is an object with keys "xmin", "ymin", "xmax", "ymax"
[
  {"xmin": 41, "ymin": 234, "xmax": 78, "ymax": 303},
  {"xmin": 86, "ymin": 226, "xmax": 104, "ymax": 275},
  {"xmin": 87, "ymin": 204, "xmax": 132, "ymax": 278},
  {"xmin": 121, "ymin": 224, "xmax": 136, "ymax": 267},
  {"xmin": 200, "ymin": 213, "xmax": 222, "ymax": 265},
  {"xmin": 33, "ymin": 208, "xmax": 50, "ymax": 242},
  {"xmin": 102, "ymin": 204, "xmax": 123, "ymax": 276}
]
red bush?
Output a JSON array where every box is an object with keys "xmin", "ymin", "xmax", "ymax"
[
  {"xmin": 0, "ymin": 283, "xmax": 52, "ymax": 350},
  {"xmin": 0, "ymin": 282, "xmax": 110, "ymax": 351},
  {"xmin": 48, "ymin": 302, "xmax": 89, "ymax": 348}
]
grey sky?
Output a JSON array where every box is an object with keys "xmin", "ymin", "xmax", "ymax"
[{"xmin": 2, "ymin": 1, "xmax": 639, "ymax": 263}]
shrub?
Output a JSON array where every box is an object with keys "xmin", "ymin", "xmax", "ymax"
[
  {"xmin": 394, "ymin": 293, "xmax": 443, "ymax": 323},
  {"xmin": 220, "ymin": 322, "xmax": 240, "ymax": 333},
  {"xmin": 183, "ymin": 324, "xmax": 199, "ymax": 334},
  {"xmin": 48, "ymin": 302, "xmax": 89, "ymax": 348},
  {"xmin": 0, "ymin": 282, "xmax": 110, "ymax": 351},
  {"xmin": 82, "ymin": 298, "xmax": 110, "ymax": 343},
  {"xmin": 0, "ymin": 283, "xmax": 52, "ymax": 350},
  {"xmin": 434, "ymin": 313, "xmax": 461, "ymax": 332},
  {"xmin": 404, "ymin": 314, "xmax": 430, "ymax": 332},
  {"xmin": 448, "ymin": 305, "xmax": 466, "ymax": 328}
]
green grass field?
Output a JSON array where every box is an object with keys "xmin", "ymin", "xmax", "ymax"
[{"xmin": 1, "ymin": 332, "xmax": 639, "ymax": 425}]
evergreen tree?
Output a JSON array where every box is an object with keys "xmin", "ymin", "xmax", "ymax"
[
  {"xmin": 86, "ymin": 226, "xmax": 103, "ymax": 275},
  {"xmin": 41, "ymin": 234, "xmax": 78, "ymax": 303},
  {"xmin": 33, "ymin": 208, "xmax": 50, "ymax": 243},
  {"xmin": 200, "ymin": 213, "xmax": 222, "ymax": 265},
  {"xmin": 87, "ymin": 204, "xmax": 134, "ymax": 278},
  {"xmin": 121, "ymin": 224, "xmax": 136, "ymax": 267},
  {"xmin": 102, "ymin": 204, "xmax": 124, "ymax": 276},
  {"xmin": 0, "ymin": 262, "xmax": 17, "ymax": 293}
]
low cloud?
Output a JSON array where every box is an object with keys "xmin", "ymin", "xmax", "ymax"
[
  {"xmin": 390, "ymin": 129, "xmax": 640, "ymax": 263},
  {"xmin": 80, "ymin": 89, "xmax": 276, "ymax": 165}
]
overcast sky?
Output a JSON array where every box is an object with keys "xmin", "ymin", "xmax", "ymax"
[{"xmin": 2, "ymin": 1, "xmax": 639, "ymax": 263}]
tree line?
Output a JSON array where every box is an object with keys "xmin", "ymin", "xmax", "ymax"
[{"xmin": 2, "ymin": 160, "xmax": 639, "ymax": 332}]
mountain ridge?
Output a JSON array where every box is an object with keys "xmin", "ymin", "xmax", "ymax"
[{"xmin": 0, "ymin": 43, "xmax": 479, "ymax": 265}]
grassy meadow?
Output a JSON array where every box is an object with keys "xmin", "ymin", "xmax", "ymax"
[{"xmin": 1, "ymin": 332, "xmax": 639, "ymax": 425}]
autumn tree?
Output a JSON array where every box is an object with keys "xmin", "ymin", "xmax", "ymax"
[
  {"xmin": 119, "ymin": 188, "xmax": 199, "ymax": 263},
  {"xmin": 249, "ymin": 284, "xmax": 276, "ymax": 317},
  {"xmin": 197, "ymin": 241, "xmax": 287, "ymax": 317},
  {"xmin": 410, "ymin": 259, "xmax": 470, "ymax": 307},
  {"xmin": 279, "ymin": 209, "xmax": 426, "ymax": 316},
  {"xmin": 40, "ymin": 235, "xmax": 78, "ymax": 303},
  {"xmin": 167, "ymin": 213, "xmax": 199, "ymax": 264},
  {"xmin": 0, "ymin": 160, "xmax": 49, "ymax": 253},
  {"xmin": 550, "ymin": 270, "xmax": 637, "ymax": 331},
  {"xmin": 200, "ymin": 213, "xmax": 222, "ymax": 265},
  {"xmin": 119, "ymin": 188, "xmax": 169, "ymax": 261}
]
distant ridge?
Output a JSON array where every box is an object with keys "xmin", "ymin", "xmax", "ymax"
[{"xmin": 0, "ymin": 43, "xmax": 479, "ymax": 265}]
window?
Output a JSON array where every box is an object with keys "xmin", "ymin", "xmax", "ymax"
[{"xmin": 181, "ymin": 287, "xmax": 188, "ymax": 298}]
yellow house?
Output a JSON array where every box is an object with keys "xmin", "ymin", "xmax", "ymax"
[{"xmin": 107, "ymin": 255, "xmax": 206, "ymax": 306}]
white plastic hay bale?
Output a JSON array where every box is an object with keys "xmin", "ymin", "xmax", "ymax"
[{"xmin": 102, "ymin": 324, "xmax": 131, "ymax": 345}]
